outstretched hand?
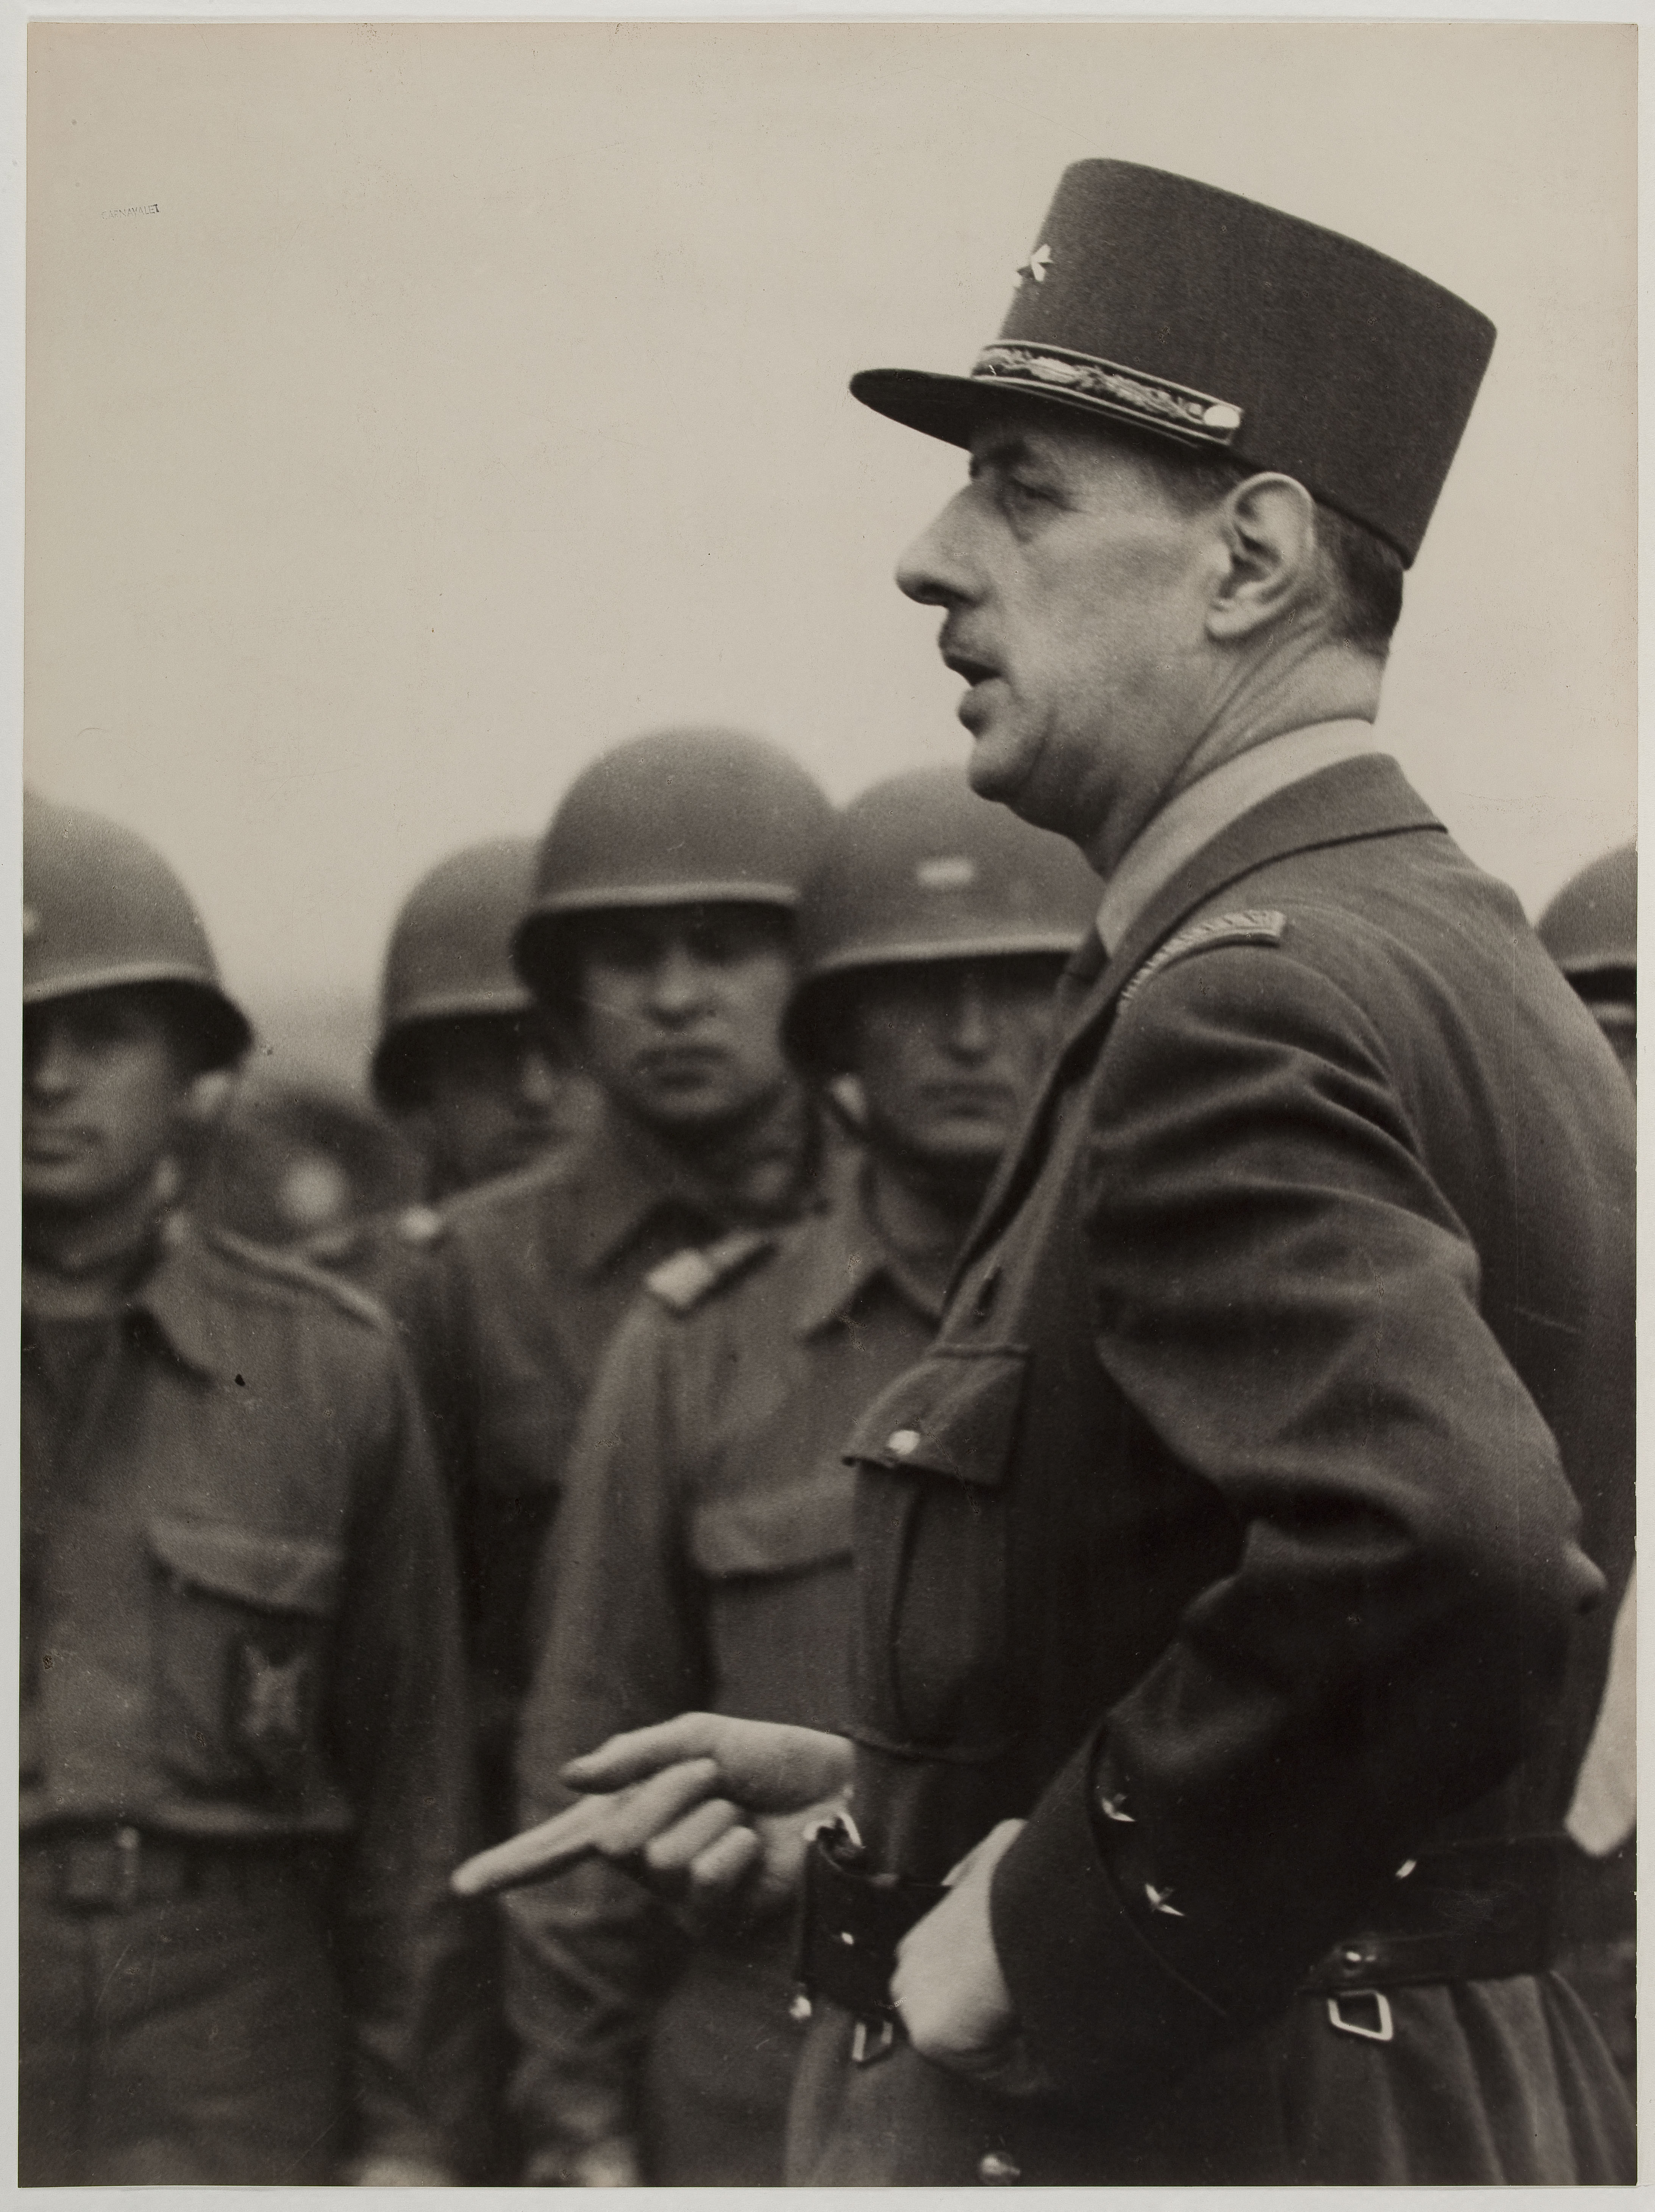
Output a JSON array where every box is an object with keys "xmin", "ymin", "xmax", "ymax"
[{"xmin": 452, "ymin": 1713, "xmax": 853, "ymax": 1933}]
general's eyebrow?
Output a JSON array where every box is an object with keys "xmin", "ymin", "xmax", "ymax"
[{"xmin": 966, "ymin": 428, "xmax": 1037, "ymax": 479}]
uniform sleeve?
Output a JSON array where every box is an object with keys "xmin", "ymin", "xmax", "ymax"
[
  {"xmin": 325, "ymin": 1328, "xmax": 489, "ymax": 2177},
  {"xmin": 505, "ymin": 1299, "xmax": 708, "ymax": 2173},
  {"xmin": 988, "ymin": 944, "xmax": 1604, "ymax": 2099}
]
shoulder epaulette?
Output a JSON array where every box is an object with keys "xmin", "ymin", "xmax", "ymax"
[
  {"xmin": 202, "ymin": 1223, "xmax": 389, "ymax": 1328},
  {"xmin": 645, "ymin": 1229, "xmax": 777, "ymax": 1315},
  {"xmin": 1119, "ymin": 908, "xmax": 1287, "ymax": 1007}
]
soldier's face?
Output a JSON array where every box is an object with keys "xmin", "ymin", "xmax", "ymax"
[
  {"xmin": 22, "ymin": 988, "xmax": 197, "ymax": 1217},
  {"xmin": 896, "ymin": 406, "xmax": 1218, "ymax": 866},
  {"xmin": 570, "ymin": 904, "xmax": 796, "ymax": 1133},
  {"xmin": 406, "ymin": 1015, "xmax": 593, "ymax": 1190},
  {"xmin": 850, "ymin": 955, "xmax": 1065, "ymax": 1174}
]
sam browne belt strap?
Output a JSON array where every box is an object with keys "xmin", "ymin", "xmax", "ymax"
[{"xmin": 796, "ymin": 1819, "xmax": 1564, "ymax": 2042}]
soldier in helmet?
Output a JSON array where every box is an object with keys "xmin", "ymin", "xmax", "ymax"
[
  {"xmin": 308, "ymin": 838, "xmax": 594, "ymax": 1292},
  {"xmin": 488, "ymin": 767, "xmax": 1097, "ymax": 2186},
  {"xmin": 394, "ymin": 730, "xmax": 837, "ymax": 1832},
  {"xmin": 1537, "ymin": 842, "xmax": 1636, "ymax": 1086},
  {"xmin": 1537, "ymin": 842, "xmax": 1637, "ymax": 2087},
  {"xmin": 20, "ymin": 796, "xmax": 481, "ymax": 2184}
]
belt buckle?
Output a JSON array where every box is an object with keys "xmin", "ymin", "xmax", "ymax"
[
  {"xmin": 850, "ymin": 2015, "xmax": 897, "ymax": 2066},
  {"xmin": 1326, "ymin": 1989, "xmax": 1394, "ymax": 2043}
]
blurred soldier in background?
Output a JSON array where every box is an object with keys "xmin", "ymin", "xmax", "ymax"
[
  {"xmin": 1539, "ymin": 842, "xmax": 1636, "ymax": 2088},
  {"xmin": 1538, "ymin": 842, "xmax": 1636, "ymax": 1085},
  {"xmin": 20, "ymin": 797, "xmax": 481, "ymax": 2185},
  {"xmin": 388, "ymin": 731, "xmax": 835, "ymax": 2184},
  {"xmin": 501, "ymin": 768, "xmax": 1098, "ymax": 2186},
  {"xmin": 394, "ymin": 730, "xmax": 837, "ymax": 1833},
  {"xmin": 307, "ymin": 838, "xmax": 595, "ymax": 1293}
]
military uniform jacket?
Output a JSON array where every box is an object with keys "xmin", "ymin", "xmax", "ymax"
[
  {"xmin": 827, "ymin": 757, "xmax": 1633, "ymax": 2162},
  {"xmin": 19, "ymin": 1218, "xmax": 481, "ymax": 2172},
  {"xmin": 508, "ymin": 1159, "xmax": 942, "ymax": 2162},
  {"xmin": 386, "ymin": 1100, "xmax": 836, "ymax": 1809}
]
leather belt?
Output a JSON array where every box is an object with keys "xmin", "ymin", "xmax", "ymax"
[
  {"xmin": 796, "ymin": 1819, "xmax": 945, "ymax": 2031},
  {"xmin": 797, "ymin": 1821, "xmax": 1564, "ymax": 2050},
  {"xmin": 1298, "ymin": 1834, "xmax": 1563, "ymax": 1996},
  {"xmin": 22, "ymin": 1826, "xmax": 294, "ymax": 1912}
]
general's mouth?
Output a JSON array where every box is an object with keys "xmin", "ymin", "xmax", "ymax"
[{"xmin": 942, "ymin": 650, "xmax": 1000, "ymax": 688}]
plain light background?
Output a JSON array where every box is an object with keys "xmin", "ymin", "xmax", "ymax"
[{"xmin": 24, "ymin": 22, "xmax": 1636, "ymax": 1074}]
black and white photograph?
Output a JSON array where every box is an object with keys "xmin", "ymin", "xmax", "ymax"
[{"xmin": 18, "ymin": 18, "xmax": 1636, "ymax": 2189}]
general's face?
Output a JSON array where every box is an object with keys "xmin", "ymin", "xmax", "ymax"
[
  {"xmin": 413, "ymin": 1014, "xmax": 592, "ymax": 1189},
  {"xmin": 22, "ymin": 988, "xmax": 196, "ymax": 1216},
  {"xmin": 570, "ymin": 904, "xmax": 796, "ymax": 1134},
  {"xmin": 849, "ymin": 954, "xmax": 1066, "ymax": 1175},
  {"xmin": 895, "ymin": 406, "xmax": 1219, "ymax": 861}
]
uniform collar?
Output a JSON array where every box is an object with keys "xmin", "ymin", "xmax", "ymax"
[
  {"xmin": 1093, "ymin": 720, "xmax": 1385, "ymax": 958},
  {"xmin": 953, "ymin": 752, "xmax": 1443, "ymax": 1292},
  {"xmin": 123, "ymin": 1215, "xmax": 236, "ymax": 1382},
  {"xmin": 567, "ymin": 1094, "xmax": 828, "ymax": 1279},
  {"xmin": 791, "ymin": 1156, "xmax": 949, "ymax": 1339}
]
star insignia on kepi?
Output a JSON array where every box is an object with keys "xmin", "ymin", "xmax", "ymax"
[{"xmin": 1013, "ymin": 243, "xmax": 1052, "ymax": 287}]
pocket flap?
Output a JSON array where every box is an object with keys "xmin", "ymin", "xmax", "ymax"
[
  {"xmin": 689, "ymin": 1465, "xmax": 854, "ymax": 1579},
  {"xmin": 840, "ymin": 1347, "xmax": 1028, "ymax": 1487},
  {"xmin": 149, "ymin": 1518, "xmax": 345, "ymax": 1617}
]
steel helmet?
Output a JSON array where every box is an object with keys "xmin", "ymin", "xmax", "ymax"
[
  {"xmin": 372, "ymin": 838, "xmax": 539, "ymax": 1105},
  {"xmin": 1536, "ymin": 844, "xmax": 1636, "ymax": 991},
  {"xmin": 22, "ymin": 794, "xmax": 251, "ymax": 1069},
  {"xmin": 783, "ymin": 765, "xmax": 1100, "ymax": 1076},
  {"xmin": 512, "ymin": 728, "xmax": 835, "ymax": 1005}
]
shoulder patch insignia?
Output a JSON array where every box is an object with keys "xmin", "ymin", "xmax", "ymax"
[
  {"xmin": 1119, "ymin": 908, "xmax": 1287, "ymax": 1007},
  {"xmin": 645, "ymin": 1229, "xmax": 776, "ymax": 1315}
]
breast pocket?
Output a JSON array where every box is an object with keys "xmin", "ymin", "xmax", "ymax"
[
  {"xmin": 844, "ymin": 1346, "xmax": 1028, "ymax": 1760},
  {"xmin": 148, "ymin": 1518, "xmax": 344, "ymax": 1802},
  {"xmin": 689, "ymin": 1467, "xmax": 857, "ymax": 1732}
]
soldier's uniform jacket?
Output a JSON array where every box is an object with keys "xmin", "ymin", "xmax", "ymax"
[
  {"xmin": 386, "ymin": 1098, "xmax": 837, "ymax": 1825},
  {"xmin": 19, "ymin": 1216, "xmax": 480, "ymax": 2173},
  {"xmin": 508, "ymin": 1155, "xmax": 942, "ymax": 2174},
  {"xmin": 793, "ymin": 752, "xmax": 1635, "ymax": 2186}
]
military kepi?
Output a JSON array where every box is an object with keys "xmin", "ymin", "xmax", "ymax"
[{"xmin": 852, "ymin": 160, "xmax": 1496, "ymax": 567}]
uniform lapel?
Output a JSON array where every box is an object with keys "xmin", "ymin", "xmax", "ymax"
[{"xmin": 948, "ymin": 755, "xmax": 1444, "ymax": 1292}]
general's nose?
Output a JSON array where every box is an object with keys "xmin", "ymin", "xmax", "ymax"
[{"xmin": 895, "ymin": 490, "xmax": 975, "ymax": 608}]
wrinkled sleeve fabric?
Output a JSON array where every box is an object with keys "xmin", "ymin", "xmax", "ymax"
[
  {"xmin": 326, "ymin": 1333, "xmax": 486, "ymax": 2175},
  {"xmin": 506, "ymin": 1300, "xmax": 706, "ymax": 2168},
  {"xmin": 990, "ymin": 942, "xmax": 1602, "ymax": 2098}
]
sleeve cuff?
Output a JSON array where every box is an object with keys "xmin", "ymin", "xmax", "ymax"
[{"xmin": 988, "ymin": 1735, "xmax": 1233, "ymax": 2101}]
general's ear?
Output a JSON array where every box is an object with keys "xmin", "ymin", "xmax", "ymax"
[{"xmin": 1204, "ymin": 473, "xmax": 1323, "ymax": 641}]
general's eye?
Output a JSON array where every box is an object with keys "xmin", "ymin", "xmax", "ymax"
[{"xmin": 999, "ymin": 474, "xmax": 1055, "ymax": 523}]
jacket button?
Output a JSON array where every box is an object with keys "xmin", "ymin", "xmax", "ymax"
[
  {"xmin": 887, "ymin": 1428, "xmax": 921, "ymax": 1456},
  {"xmin": 978, "ymin": 2152, "xmax": 1020, "ymax": 2184}
]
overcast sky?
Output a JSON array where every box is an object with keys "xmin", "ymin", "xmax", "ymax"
[{"xmin": 25, "ymin": 22, "xmax": 1635, "ymax": 1028}]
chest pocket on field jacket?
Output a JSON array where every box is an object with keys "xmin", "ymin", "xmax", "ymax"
[
  {"xmin": 148, "ymin": 1518, "xmax": 344, "ymax": 1801},
  {"xmin": 843, "ymin": 1346, "xmax": 1027, "ymax": 1758},
  {"xmin": 689, "ymin": 1464, "xmax": 856, "ymax": 1733}
]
